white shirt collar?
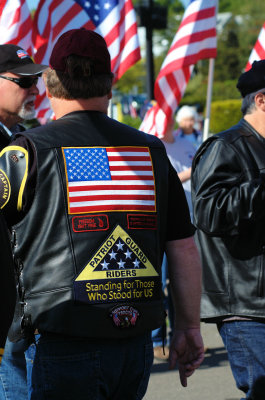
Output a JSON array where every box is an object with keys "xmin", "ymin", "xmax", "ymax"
[{"xmin": 0, "ymin": 121, "xmax": 13, "ymax": 137}]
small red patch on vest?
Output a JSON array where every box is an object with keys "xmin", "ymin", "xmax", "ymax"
[
  {"xmin": 110, "ymin": 305, "xmax": 139, "ymax": 328},
  {"xmin": 127, "ymin": 214, "xmax": 157, "ymax": 230},
  {"xmin": 72, "ymin": 215, "xmax": 109, "ymax": 232}
]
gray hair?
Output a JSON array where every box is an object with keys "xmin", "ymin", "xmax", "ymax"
[
  {"xmin": 241, "ymin": 88, "xmax": 265, "ymax": 116},
  {"xmin": 176, "ymin": 105, "xmax": 197, "ymax": 124}
]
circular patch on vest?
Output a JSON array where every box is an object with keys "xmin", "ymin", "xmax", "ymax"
[{"xmin": 110, "ymin": 305, "xmax": 140, "ymax": 328}]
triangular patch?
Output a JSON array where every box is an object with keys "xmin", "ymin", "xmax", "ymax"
[
  {"xmin": 75, "ymin": 225, "xmax": 158, "ymax": 281},
  {"xmin": 74, "ymin": 225, "xmax": 161, "ymax": 305}
]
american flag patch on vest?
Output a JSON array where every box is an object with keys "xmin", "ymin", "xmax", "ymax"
[{"xmin": 62, "ymin": 146, "xmax": 156, "ymax": 214}]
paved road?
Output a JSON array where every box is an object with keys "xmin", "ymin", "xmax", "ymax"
[{"xmin": 144, "ymin": 323, "xmax": 243, "ymax": 400}]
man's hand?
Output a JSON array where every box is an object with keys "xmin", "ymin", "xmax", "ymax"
[
  {"xmin": 169, "ymin": 327, "xmax": 204, "ymax": 387},
  {"xmin": 165, "ymin": 239, "xmax": 203, "ymax": 386}
]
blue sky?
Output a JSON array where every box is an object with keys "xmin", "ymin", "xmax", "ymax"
[
  {"xmin": 26, "ymin": 0, "xmax": 39, "ymax": 11},
  {"xmin": 180, "ymin": 0, "xmax": 190, "ymax": 7}
]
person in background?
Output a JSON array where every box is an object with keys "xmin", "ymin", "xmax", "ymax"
[
  {"xmin": 0, "ymin": 28, "xmax": 204, "ymax": 398},
  {"xmin": 172, "ymin": 105, "xmax": 202, "ymax": 220},
  {"xmin": 192, "ymin": 59, "xmax": 265, "ymax": 399},
  {"xmin": 0, "ymin": 43, "xmax": 47, "ymax": 400},
  {"xmin": 152, "ymin": 109, "xmax": 202, "ymax": 361}
]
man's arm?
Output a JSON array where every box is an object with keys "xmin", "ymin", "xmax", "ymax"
[
  {"xmin": 192, "ymin": 138, "xmax": 265, "ymax": 236},
  {"xmin": 165, "ymin": 236, "xmax": 204, "ymax": 387}
]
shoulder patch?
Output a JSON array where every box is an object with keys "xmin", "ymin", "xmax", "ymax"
[
  {"xmin": 0, "ymin": 146, "xmax": 28, "ymax": 212},
  {"xmin": 0, "ymin": 170, "xmax": 10, "ymax": 209}
]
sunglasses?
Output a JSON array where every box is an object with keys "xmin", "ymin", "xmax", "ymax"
[{"xmin": 0, "ymin": 75, "xmax": 39, "ymax": 89}]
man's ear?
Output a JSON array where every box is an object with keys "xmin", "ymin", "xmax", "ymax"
[
  {"xmin": 45, "ymin": 87, "xmax": 52, "ymax": 99},
  {"xmin": 107, "ymin": 91, "xmax": 112, "ymax": 100},
  {"xmin": 255, "ymin": 92, "xmax": 265, "ymax": 110}
]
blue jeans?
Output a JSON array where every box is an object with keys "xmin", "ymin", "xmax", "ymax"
[
  {"xmin": 152, "ymin": 254, "xmax": 174, "ymax": 347},
  {"xmin": 0, "ymin": 337, "xmax": 35, "ymax": 400},
  {"xmin": 30, "ymin": 332, "xmax": 153, "ymax": 400},
  {"xmin": 218, "ymin": 321, "xmax": 265, "ymax": 400}
]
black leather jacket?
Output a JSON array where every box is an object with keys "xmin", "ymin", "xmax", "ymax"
[{"xmin": 192, "ymin": 119, "xmax": 265, "ymax": 320}]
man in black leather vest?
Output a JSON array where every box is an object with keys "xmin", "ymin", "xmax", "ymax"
[
  {"xmin": 0, "ymin": 44, "xmax": 47, "ymax": 399},
  {"xmin": 0, "ymin": 29, "xmax": 203, "ymax": 399},
  {"xmin": 192, "ymin": 60, "xmax": 265, "ymax": 399}
]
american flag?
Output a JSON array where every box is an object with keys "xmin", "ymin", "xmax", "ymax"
[
  {"xmin": 32, "ymin": 0, "xmax": 141, "ymax": 120},
  {"xmin": 63, "ymin": 146, "xmax": 156, "ymax": 213},
  {"xmin": 140, "ymin": 0, "xmax": 217, "ymax": 138},
  {"xmin": 245, "ymin": 23, "xmax": 265, "ymax": 71},
  {"xmin": 0, "ymin": 0, "xmax": 33, "ymax": 55}
]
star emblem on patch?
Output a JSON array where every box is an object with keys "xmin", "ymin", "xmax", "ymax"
[{"xmin": 93, "ymin": 237, "xmax": 146, "ymax": 272}]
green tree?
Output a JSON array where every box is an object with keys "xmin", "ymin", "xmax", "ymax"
[
  {"xmin": 115, "ymin": 58, "xmax": 146, "ymax": 94},
  {"xmin": 182, "ymin": 1, "xmax": 265, "ymax": 106},
  {"xmin": 214, "ymin": 18, "xmax": 242, "ymax": 80}
]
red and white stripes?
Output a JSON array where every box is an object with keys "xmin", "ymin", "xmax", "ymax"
[
  {"xmin": 246, "ymin": 23, "xmax": 265, "ymax": 71},
  {"xmin": 0, "ymin": 0, "xmax": 33, "ymax": 55},
  {"xmin": 32, "ymin": 0, "xmax": 141, "ymax": 120},
  {"xmin": 140, "ymin": 0, "xmax": 217, "ymax": 138}
]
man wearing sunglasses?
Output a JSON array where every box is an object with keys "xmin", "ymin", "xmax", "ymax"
[
  {"xmin": 0, "ymin": 44, "xmax": 47, "ymax": 400},
  {"xmin": 0, "ymin": 44, "xmax": 47, "ymax": 148}
]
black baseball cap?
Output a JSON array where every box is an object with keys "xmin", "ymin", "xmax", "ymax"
[
  {"xmin": 0, "ymin": 44, "xmax": 48, "ymax": 75},
  {"xmin": 237, "ymin": 60, "xmax": 265, "ymax": 97},
  {"xmin": 50, "ymin": 28, "xmax": 111, "ymax": 75}
]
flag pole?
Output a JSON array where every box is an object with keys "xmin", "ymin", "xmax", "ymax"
[
  {"xmin": 203, "ymin": 57, "xmax": 215, "ymax": 141},
  {"xmin": 203, "ymin": 0, "xmax": 218, "ymax": 142}
]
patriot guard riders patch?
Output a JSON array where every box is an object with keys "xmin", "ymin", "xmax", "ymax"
[
  {"xmin": 62, "ymin": 147, "xmax": 156, "ymax": 214},
  {"xmin": 74, "ymin": 225, "xmax": 160, "ymax": 305}
]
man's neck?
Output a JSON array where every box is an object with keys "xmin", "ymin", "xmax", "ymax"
[
  {"xmin": 244, "ymin": 113, "xmax": 265, "ymax": 138},
  {"xmin": 0, "ymin": 112, "xmax": 21, "ymax": 130},
  {"xmin": 51, "ymin": 96, "xmax": 110, "ymax": 119}
]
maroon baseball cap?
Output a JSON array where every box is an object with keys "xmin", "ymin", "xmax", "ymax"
[
  {"xmin": 0, "ymin": 44, "xmax": 48, "ymax": 75},
  {"xmin": 50, "ymin": 28, "xmax": 111, "ymax": 75}
]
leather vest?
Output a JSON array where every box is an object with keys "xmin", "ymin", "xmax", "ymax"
[{"xmin": 10, "ymin": 111, "xmax": 170, "ymax": 340}]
